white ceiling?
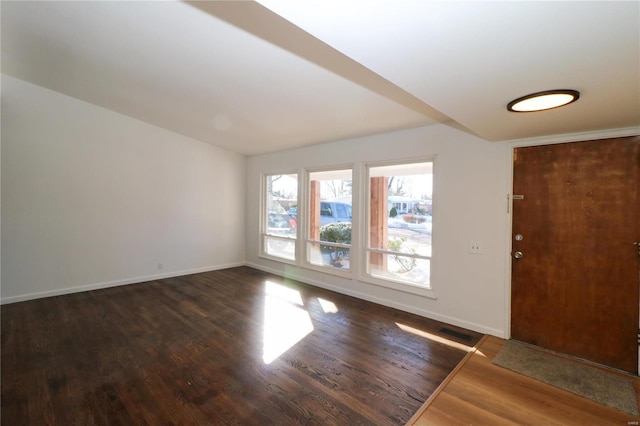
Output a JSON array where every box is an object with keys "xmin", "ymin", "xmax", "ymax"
[{"xmin": 2, "ymin": 1, "xmax": 639, "ymax": 155}]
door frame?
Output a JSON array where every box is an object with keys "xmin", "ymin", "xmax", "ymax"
[{"xmin": 503, "ymin": 127, "xmax": 640, "ymax": 349}]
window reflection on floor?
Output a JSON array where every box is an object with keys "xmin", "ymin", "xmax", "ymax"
[
  {"xmin": 317, "ymin": 297, "xmax": 339, "ymax": 314},
  {"xmin": 262, "ymin": 281, "xmax": 314, "ymax": 364}
]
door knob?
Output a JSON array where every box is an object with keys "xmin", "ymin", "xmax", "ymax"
[{"xmin": 514, "ymin": 251, "xmax": 524, "ymax": 259}]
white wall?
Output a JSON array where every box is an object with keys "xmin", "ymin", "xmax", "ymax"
[
  {"xmin": 246, "ymin": 125, "xmax": 511, "ymax": 337},
  {"xmin": 1, "ymin": 75, "xmax": 246, "ymax": 303}
]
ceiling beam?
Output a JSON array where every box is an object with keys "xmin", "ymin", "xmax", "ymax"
[{"xmin": 186, "ymin": 1, "xmax": 453, "ymax": 125}]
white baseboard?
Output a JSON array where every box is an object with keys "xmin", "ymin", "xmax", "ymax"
[
  {"xmin": 3, "ymin": 261, "xmax": 506, "ymax": 339},
  {"xmin": 0, "ymin": 261, "xmax": 246, "ymax": 305},
  {"xmin": 245, "ymin": 261, "xmax": 505, "ymax": 338}
]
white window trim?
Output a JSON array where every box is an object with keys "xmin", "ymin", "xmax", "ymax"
[
  {"xmin": 257, "ymin": 158, "xmax": 438, "ymax": 300},
  {"xmin": 259, "ymin": 171, "xmax": 299, "ymax": 265},
  {"xmin": 358, "ymin": 157, "xmax": 437, "ymax": 299},
  {"xmin": 301, "ymin": 165, "xmax": 354, "ymax": 278}
]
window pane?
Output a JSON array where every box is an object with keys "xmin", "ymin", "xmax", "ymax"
[
  {"xmin": 308, "ymin": 169, "xmax": 352, "ymax": 270},
  {"xmin": 264, "ymin": 174, "xmax": 297, "ymax": 260},
  {"xmin": 265, "ymin": 236, "xmax": 295, "ymax": 260},
  {"xmin": 368, "ymin": 162, "xmax": 432, "ymax": 287},
  {"xmin": 307, "ymin": 241, "xmax": 350, "ymax": 269},
  {"xmin": 368, "ymin": 253, "xmax": 430, "ymax": 286}
]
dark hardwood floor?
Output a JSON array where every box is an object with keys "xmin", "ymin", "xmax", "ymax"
[{"xmin": 1, "ymin": 266, "xmax": 482, "ymax": 425}]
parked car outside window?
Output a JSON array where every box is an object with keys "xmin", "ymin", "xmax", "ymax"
[
  {"xmin": 267, "ymin": 212, "xmax": 295, "ymax": 235},
  {"xmin": 319, "ymin": 201, "xmax": 351, "ymax": 226}
]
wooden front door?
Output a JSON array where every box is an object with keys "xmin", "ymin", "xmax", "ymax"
[{"xmin": 511, "ymin": 136, "xmax": 640, "ymax": 373}]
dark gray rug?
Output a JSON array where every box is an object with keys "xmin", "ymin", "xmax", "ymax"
[{"xmin": 493, "ymin": 339, "xmax": 639, "ymax": 416}]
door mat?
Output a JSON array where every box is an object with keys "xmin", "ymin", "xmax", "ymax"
[{"xmin": 493, "ymin": 339, "xmax": 639, "ymax": 416}]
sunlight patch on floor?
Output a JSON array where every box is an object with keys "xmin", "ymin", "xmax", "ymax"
[
  {"xmin": 265, "ymin": 280, "xmax": 304, "ymax": 306},
  {"xmin": 317, "ymin": 297, "xmax": 338, "ymax": 314},
  {"xmin": 263, "ymin": 281, "xmax": 314, "ymax": 364},
  {"xmin": 395, "ymin": 322, "xmax": 473, "ymax": 352}
]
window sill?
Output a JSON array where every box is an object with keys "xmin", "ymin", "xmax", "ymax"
[
  {"xmin": 302, "ymin": 262, "xmax": 353, "ymax": 280},
  {"xmin": 258, "ymin": 252, "xmax": 297, "ymax": 266},
  {"xmin": 359, "ymin": 274, "xmax": 437, "ymax": 299}
]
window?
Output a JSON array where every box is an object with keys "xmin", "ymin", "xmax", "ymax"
[
  {"xmin": 306, "ymin": 169, "xmax": 352, "ymax": 271},
  {"xmin": 263, "ymin": 173, "xmax": 298, "ymax": 261},
  {"xmin": 366, "ymin": 161, "xmax": 433, "ymax": 288}
]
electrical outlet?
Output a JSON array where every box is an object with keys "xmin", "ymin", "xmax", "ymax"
[
  {"xmin": 158, "ymin": 263, "xmax": 163, "ymax": 270},
  {"xmin": 468, "ymin": 241, "xmax": 482, "ymax": 254}
]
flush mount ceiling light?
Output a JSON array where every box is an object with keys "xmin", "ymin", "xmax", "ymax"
[{"xmin": 507, "ymin": 89, "xmax": 580, "ymax": 112}]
